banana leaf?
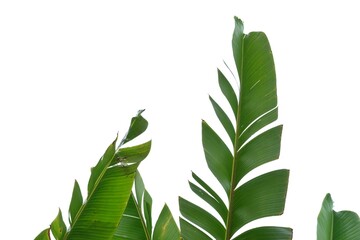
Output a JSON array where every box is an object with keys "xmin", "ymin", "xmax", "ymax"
[
  {"xmin": 35, "ymin": 110, "xmax": 151, "ymax": 240},
  {"xmin": 179, "ymin": 17, "xmax": 292, "ymax": 240},
  {"xmin": 34, "ymin": 229, "xmax": 50, "ymax": 240},
  {"xmin": 114, "ymin": 172, "xmax": 180, "ymax": 240},
  {"xmin": 317, "ymin": 193, "xmax": 360, "ymax": 240}
]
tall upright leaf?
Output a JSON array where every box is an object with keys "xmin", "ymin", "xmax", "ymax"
[
  {"xmin": 317, "ymin": 193, "xmax": 360, "ymax": 240},
  {"xmin": 114, "ymin": 172, "xmax": 180, "ymax": 240},
  {"xmin": 179, "ymin": 17, "xmax": 292, "ymax": 240},
  {"xmin": 35, "ymin": 111, "xmax": 151, "ymax": 240}
]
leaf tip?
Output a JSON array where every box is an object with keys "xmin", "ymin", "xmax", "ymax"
[
  {"xmin": 138, "ymin": 109, "xmax": 145, "ymax": 114},
  {"xmin": 324, "ymin": 193, "xmax": 333, "ymax": 203},
  {"xmin": 234, "ymin": 16, "xmax": 243, "ymax": 25}
]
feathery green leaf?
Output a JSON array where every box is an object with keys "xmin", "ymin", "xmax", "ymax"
[{"xmin": 180, "ymin": 17, "xmax": 291, "ymax": 240}]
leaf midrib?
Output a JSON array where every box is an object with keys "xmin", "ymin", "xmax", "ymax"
[
  {"xmin": 330, "ymin": 211, "xmax": 334, "ymax": 240},
  {"xmin": 224, "ymin": 32, "xmax": 245, "ymax": 240},
  {"xmin": 63, "ymin": 143, "xmax": 117, "ymax": 240}
]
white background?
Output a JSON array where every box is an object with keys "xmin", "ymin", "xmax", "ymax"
[{"xmin": 1, "ymin": 1, "xmax": 360, "ymax": 239}]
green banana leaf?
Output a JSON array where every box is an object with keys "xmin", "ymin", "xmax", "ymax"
[
  {"xmin": 114, "ymin": 171, "xmax": 180, "ymax": 240},
  {"xmin": 317, "ymin": 193, "xmax": 360, "ymax": 240},
  {"xmin": 179, "ymin": 17, "xmax": 292, "ymax": 240},
  {"xmin": 35, "ymin": 229, "xmax": 50, "ymax": 240},
  {"xmin": 35, "ymin": 110, "xmax": 151, "ymax": 240}
]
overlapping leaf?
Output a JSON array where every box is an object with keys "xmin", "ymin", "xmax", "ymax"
[
  {"xmin": 317, "ymin": 193, "xmax": 360, "ymax": 240},
  {"xmin": 114, "ymin": 172, "xmax": 180, "ymax": 240},
  {"xmin": 179, "ymin": 17, "xmax": 292, "ymax": 240},
  {"xmin": 35, "ymin": 110, "xmax": 151, "ymax": 240}
]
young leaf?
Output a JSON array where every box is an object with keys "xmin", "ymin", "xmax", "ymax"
[
  {"xmin": 317, "ymin": 193, "xmax": 360, "ymax": 240},
  {"xmin": 68, "ymin": 180, "xmax": 83, "ymax": 225},
  {"xmin": 121, "ymin": 109, "xmax": 148, "ymax": 145},
  {"xmin": 50, "ymin": 209, "xmax": 66, "ymax": 240}
]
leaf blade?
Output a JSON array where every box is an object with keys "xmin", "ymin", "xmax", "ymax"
[
  {"xmin": 87, "ymin": 138, "xmax": 117, "ymax": 195},
  {"xmin": 113, "ymin": 194, "xmax": 147, "ymax": 240},
  {"xmin": 122, "ymin": 109, "xmax": 148, "ymax": 145},
  {"xmin": 153, "ymin": 204, "xmax": 181, "ymax": 240},
  {"xmin": 189, "ymin": 181, "xmax": 227, "ymax": 223},
  {"xmin": 64, "ymin": 111, "xmax": 149, "ymax": 240},
  {"xmin": 232, "ymin": 170, "xmax": 289, "ymax": 235},
  {"xmin": 112, "ymin": 141, "xmax": 152, "ymax": 165},
  {"xmin": 35, "ymin": 229, "xmax": 51, "ymax": 240},
  {"xmin": 66, "ymin": 168, "xmax": 137, "ymax": 240},
  {"xmin": 218, "ymin": 69, "xmax": 238, "ymax": 118},
  {"xmin": 191, "ymin": 172, "xmax": 227, "ymax": 212},
  {"xmin": 51, "ymin": 209, "xmax": 67, "ymax": 240},
  {"xmin": 68, "ymin": 180, "xmax": 83, "ymax": 226},
  {"xmin": 317, "ymin": 193, "xmax": 334, "ymax": 240},
  {"xmin": 235, "ymin": 125, "xmax": 283, "ymax": 184},
  {"xmin": 209, "ymin": 95, "xmax": 235, "ymax": 145},
  {"xmin": 238, "ymin": 31, "xmax": 277, "ymax": 136},
  {"xmin": 180, "ymin": 17, "xmax": 291, "ymax": 240},
  {"xmin": 143, "ymin": 190, "xmax": 153, "ymax": 238},
  {"xmin": 233, "ymin": 227, "xmax": 293, "ymax": 240},
  {"xmin": 317, "ymin": 193, "xmax": 360, "ymax": 240},
  {"xmin": 179, "ymin": 197, "xmax": 225, "ymax": 239},
  {"xmin": 202, "ymin": 120, "xmax": 232, "ymax": 194},
  {"xmin": 114, "ymin": 172, "xmax": 152, "ymax": 240},
  {"xmin": 180, "ymin": 218, "xmax": 212, "ymax": 240}
]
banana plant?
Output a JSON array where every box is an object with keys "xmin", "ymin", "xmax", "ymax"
[
  {"xmin": 179, "ymin": 17, "xmax": 292, "ymax": 240},
  {"xmin": 114, "ymin": 171, "xmax": 180, "ymax": 240},
  {"xmin": 317, "ymin": 193, "xmax": 360, "ymax": 240},
  {"xmin": 35, "ymin": 110, "xmax": 151, "ymax": 240}
]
